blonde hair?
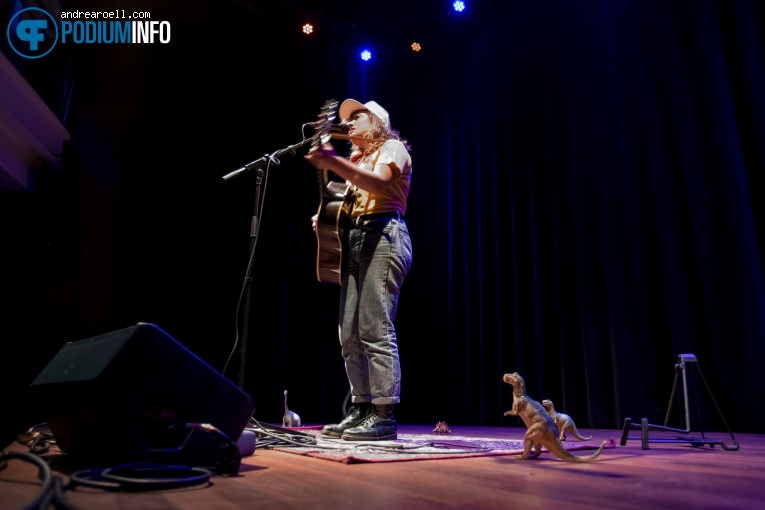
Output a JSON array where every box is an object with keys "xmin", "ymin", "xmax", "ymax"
[{"xmin": 348, "ymin": 109, "xmax": 411, "ymax": 162}]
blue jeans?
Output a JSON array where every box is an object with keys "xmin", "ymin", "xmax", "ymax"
[{"xmin": 339, "ymin": 216, "xmax": 412, "ymax": 406}]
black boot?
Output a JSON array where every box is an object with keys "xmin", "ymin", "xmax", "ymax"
[
  {"xmin": 321, "ymin": 403, "xmax": 372, "ymax": 438},
  {"xmin": 340, "ymin": 404, "xmax": 397, "ymax": 441}
]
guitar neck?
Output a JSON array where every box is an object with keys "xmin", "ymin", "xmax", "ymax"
[
  {"xmin": 312, "ymin": 99, "xmax": 340, "ymax": 205},
  {"xmin": 317, "ymin": 169, "xmax": 328, "ymax": 202}
]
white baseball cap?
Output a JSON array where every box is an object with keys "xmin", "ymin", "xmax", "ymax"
[{"xmin": 339, "ymin": 99, "xmax": 390, "ymax": 129}]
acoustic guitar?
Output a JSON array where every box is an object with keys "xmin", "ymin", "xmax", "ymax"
[{"xmin": 312, "ymin": 99, "xmax": 355, "ymax": 285}]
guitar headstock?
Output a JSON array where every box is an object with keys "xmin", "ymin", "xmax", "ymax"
[{"xmin": 312, "ymin": 98, "xmax": 339, "ymax": 148}]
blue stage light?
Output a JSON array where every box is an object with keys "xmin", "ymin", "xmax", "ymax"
[
  {"xmin": 453, "ymin": 1, "xmax": 466, "ymax": 13},
  {"xmin": 361, "ymin": 49, "xmax": 372, "ymax": 61}
]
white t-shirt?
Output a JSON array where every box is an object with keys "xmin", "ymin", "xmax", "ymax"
[{"xmin": 350, "ymin": 140, "xmax": 412, "ymax": 218}]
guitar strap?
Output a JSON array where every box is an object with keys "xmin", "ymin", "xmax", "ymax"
[
  {"xmin": 350, "ymin": 142, "xmax": 385, "ymax": 210},
  {"xmin": 371, "ymin": 145, "xmax": 383, "ymax": 167}
]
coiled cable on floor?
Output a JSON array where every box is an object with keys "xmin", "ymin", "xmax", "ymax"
[
  {"xmin": 69, "ymin": 463, "xmax": 214, "ymax": 491},
  {"xmin": 0, "ymin": 449, "xmax": 78, "ymax": 510}
]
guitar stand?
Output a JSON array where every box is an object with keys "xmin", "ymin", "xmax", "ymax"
[{"xmin": 620, "ymin": 354, "xmax": 739, "ymax": 451}]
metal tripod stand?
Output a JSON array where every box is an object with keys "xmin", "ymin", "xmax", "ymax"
[{"xmin": 620, "ymin": 353, "xmax": 739, "ymax": 450}]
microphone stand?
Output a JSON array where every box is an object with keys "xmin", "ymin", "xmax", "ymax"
[{"xmin": 222, "ymin": 136, "xmax": 315, "ymax": 390}]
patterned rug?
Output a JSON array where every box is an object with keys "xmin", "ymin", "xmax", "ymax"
[{"xmin": 270, "ymin": 430, "xmax": 616, "ymax": 464}]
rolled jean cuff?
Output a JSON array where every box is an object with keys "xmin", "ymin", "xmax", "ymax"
[{"xmin": 371, "ymin": 397, "xmax": 400, "ymax": 405}]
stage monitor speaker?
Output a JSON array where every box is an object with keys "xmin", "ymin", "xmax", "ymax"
[{"xmin": 30, "ymin": 322, "xmax": 255, "ymax": 468}]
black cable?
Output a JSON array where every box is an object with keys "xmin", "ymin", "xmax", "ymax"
[
  {"xmin": 251, "ymin": 427, "xmax": 320, "ymax": 448},
  {"xmin": 356, "ymin": 442, "xmax": 495, "ymax": 455},
  {"xmin": 67, "ymin": 468, "xmax": 122, "ymax": 490},
  {"xmin": 148, "ymin": 423, "xmax": 242, "ymax": 476},
  {"xmin": 247, "ymin": 418, "xmax": 354, "ymax": 450},
  {"xmin": 29, "ymin": 433, "xmax": 53, "ymax": 456},
  {"xmin": 69, "ymin": 463, "xmax": 213, "ymax": 491},
  {"xmin": 247, "ymin": 418, "xmax": 321, "ymax": 449},
  {"xmin": 0, "ymin": 450, "xmax": 59, "ymax": 510},
  {"xmin": 222, "ymin": 153, "xmax": 279, "ymax": 380},
  {"xmin": 16, "ymin": 424, "xmax": 55, "ymax": 455},
  {"xmin": 67, "ymin": 425, "xmax": 222, "ymax": 490},
  {"xmin": 6, "ymin": 420, "xmax": 238, "ymax": 509},
  {"xmin": 38, "ymin": 476, "xmax": 80, "ymax": 510},
  {"xmin": 249, "ymin": 418, "xmax": 314, "ymax": 438}
]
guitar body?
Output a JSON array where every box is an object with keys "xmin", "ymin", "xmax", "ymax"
[{"xmin": 315, "ymin": 177, "xmax": 353, "ymax": 285}]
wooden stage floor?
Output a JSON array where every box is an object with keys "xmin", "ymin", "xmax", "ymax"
[{"xmin": 2, "ymin": 424, "xmax": 762, "ymax": 509}]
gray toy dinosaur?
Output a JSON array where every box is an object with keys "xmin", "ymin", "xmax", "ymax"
[{"xmin": 541, "ymin": 399, "xmax": 592, "ymax": 441}]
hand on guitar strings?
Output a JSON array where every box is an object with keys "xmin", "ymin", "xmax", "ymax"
[{"xmin": 304, "ymin": 143, "xmax": 340, "ymax": 169}]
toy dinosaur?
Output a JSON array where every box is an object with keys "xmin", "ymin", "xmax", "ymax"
[
  {"xmin": 503, "ymin": 372, "xmax": 606, "ymax": 462},
  {"xmin": 541, "ymin": 399, "xmax": 592, "ymax": 441}
]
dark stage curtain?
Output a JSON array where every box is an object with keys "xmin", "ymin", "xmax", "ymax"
[{"xmin": 382, "ymin": 0, "xmax": 765, "ymax": 432}]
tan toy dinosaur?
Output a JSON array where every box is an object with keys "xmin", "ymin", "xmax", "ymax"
[
  {"xmin": 503, "ymin": 372, "xmax": 606, "ymax": 462},
  {"xmin": 541, "ymin": 399, "xmax": 592, "ymax": 441}
]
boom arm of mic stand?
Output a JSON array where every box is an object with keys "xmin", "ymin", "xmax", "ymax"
[
  {"xmin": 222, "ymin": 154, "xmax": 272, "ymax": 181},
  {"xmin": 222, "ymin": 137, "xmax": 315, "ymax": 181}
]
